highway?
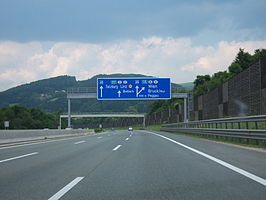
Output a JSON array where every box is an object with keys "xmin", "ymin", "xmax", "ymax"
[{"xmin": 0, "ymin": 130, "xmax": 265, "ymax": 199}]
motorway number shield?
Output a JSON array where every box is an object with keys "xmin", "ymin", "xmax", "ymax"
[{"xmin": 97, "ymin": 78, "xmax": 171, "ymax": 100}]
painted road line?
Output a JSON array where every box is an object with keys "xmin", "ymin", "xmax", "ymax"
[
  {"xmin": 125, "ymin": 138, "xmax": 129, "ymax": 141},
  {"xmin": 148, "ymin": 131, "xmax": 266, "ymax": 187},
  {"xmin": 0, "ymin": 134, "xmax": 92, "ymax": 150},
  {"xmin": 97, "ymin": 136, "xmax": 103, "ymax": 139},
  {"xmin": 48, "ymin": 177, "xmax": 84, "ymax": 200},
  {"xmin": 74, "ymin": 141, "xmax": 85, "ymax": 145},
  {"xmin": 0, "ymin": 152, "xmax": 39, "ymax": 163},
  {"xmin": 113, "ymin": 145, "xmax": 122, "ymax": 151}
]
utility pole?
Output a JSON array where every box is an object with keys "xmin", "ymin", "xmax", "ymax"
[{"xmin": 68, "ymin": 98, "xmax": 71, "ymax": 128}]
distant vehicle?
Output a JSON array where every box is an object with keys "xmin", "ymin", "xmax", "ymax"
[{"xmin": 128, "ymin": 127, "xmax": 133, "ymax": 131}]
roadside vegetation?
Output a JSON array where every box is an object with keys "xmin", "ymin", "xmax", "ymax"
[
  {"xmin": 170, "ymin": 131, "xmax": 266, "ymax": 149},
  {"xmin": 147, "ymin": 48, "xmax": 266, "ymax": 115},
  {"xmin": 0, "ymin": 105, "xmax": 59, "ymax": 129},
  {"xmin": 148, "ymin": 98, "xmax": 183, "ymax": 115},
  {"xmin": 193, "ymin": 48, "xmax": 266, "ymax": 97}
]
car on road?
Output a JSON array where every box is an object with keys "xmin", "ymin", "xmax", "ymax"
[{"xmin": 128, "ymin": 127, "xmax": 133, "ymax": 131}]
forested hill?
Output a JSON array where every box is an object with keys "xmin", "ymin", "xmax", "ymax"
[{"xmin": 0, "ymin": 74, "xmax": 183, "ymax": 113}]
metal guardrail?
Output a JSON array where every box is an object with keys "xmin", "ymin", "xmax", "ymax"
[
  {"xmin": 161, "ymin": 127, "xmax": 266, "ymax": 140},
  {"xmin": 164, "ymin": 115, "xmax": 266, "ymax": 130},
  {"xmin": 161, "ymin": 115, "xmax": 266, "ymax": 142}
]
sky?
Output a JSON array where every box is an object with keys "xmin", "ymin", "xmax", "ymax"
[{"xmin": 0, "ymin": 0, "xmax": 266, "ymax": 91}]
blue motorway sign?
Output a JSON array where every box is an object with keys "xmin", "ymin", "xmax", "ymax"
[{"xmin": 97, "ymin": 78, "xmax": 171, "ymax": 100}]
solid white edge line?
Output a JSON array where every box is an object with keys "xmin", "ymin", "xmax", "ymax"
[
  {"xmin": 0, "ymin": 152, "xmax": 39, "ymax": 163},
  {"xmin": 74, "ymin": 141, "xmax": 85, "ymax": 145},
  {"xmin": 147, "ymin": 131, "xmax": 266, "ymax": 187},
  {"xmin": 48, "ymin": 177, "xmax": 84, "ymax": 200},
  {"xmin": 113, "ymin": 145, "xmax": 122, "ymax": 151}
]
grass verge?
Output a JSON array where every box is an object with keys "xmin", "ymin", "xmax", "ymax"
[
  {"xmin": 142, "ymin": 124, "xmax": 266, "ymax": 150},
  {"xmin": 169, "ymin": 131, "xmax": 266, "ymax": 150}
]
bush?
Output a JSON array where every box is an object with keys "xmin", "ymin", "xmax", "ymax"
[{"xmin": 94, "ymin": 128, "xmax": 103, "ymax": 133}]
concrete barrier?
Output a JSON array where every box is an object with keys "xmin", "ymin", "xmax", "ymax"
[{"xmin": 0, "ymin": 129, "xmax": 94, "ymax": 145}]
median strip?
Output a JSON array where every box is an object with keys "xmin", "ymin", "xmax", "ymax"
[
  {"xmin": 48, "ymin": 177, "xmax": 84, "ymax": 200},
  {"xmin": 0, "ymin": 152, "xmax": 39, "ymax": 163},
  {"xmin": 148, "ymin": 131, "xmax": 266, "ymax": 187},
  {"xmin": 113, "ymin": 145, "xmax": 122, "ymax": 151}
]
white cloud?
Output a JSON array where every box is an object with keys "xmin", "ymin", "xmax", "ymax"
[
  {"xmin": 0, "ymin": 38, "xmax": 266, "ymax": 91},
  {"xmin": 182, "ymin": 40, "xmax": 266, "ymax": 73}
]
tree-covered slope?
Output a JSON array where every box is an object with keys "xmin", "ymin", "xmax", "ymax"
[{"xmin": 0, "ymin": 105, "xmax": 58, "ymax": 129}]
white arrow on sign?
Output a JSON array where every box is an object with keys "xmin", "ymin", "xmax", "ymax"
[
  {"xmin": 136, "ymin": 86, "xmax": 145, "ymax": 97},
  {"xmin": 100, "ymin": 86, "xmax": 103, "ymax": 97},
  {"xmin": 118, "ymin": 90, "xmax": 121, "ymax": 97}
]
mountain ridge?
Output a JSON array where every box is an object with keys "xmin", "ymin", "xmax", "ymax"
[{"xmin": 0, "ymin": 74, "xmax": 189, "ymax": 113}]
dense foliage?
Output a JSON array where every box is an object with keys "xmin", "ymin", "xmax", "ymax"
[
  {"xmin": 0, "ymin": 105, "xmax": 59, "ymax": 129},
  {"xmin": 193, "ymin": 49, "xmax": 266, "ymax": 97},
  {"xmin": 148, "ymin": 98, "xmax": 183, "ymax": 115}
]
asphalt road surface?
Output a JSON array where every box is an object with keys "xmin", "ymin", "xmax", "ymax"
[{"xmin": 0, "ymin": 130, "xmax": 265, "ymax": 199}]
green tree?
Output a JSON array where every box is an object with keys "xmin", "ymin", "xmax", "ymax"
[
  {"xmin": 233, "ymin": 48, "xmax": 253, "ymax": 70},
  {"xmin": 193, "ymin": 75, "xmax": 211, "ymax": 96},
  {"xmin": 253, "ymin": 49, "xmax": 266, "ymax": 61},
  {"xmin": 0, "ymin": 105, "xmax": 58, "ymax": 129},
  {"xmin": 193, "ymin": 75, "xmax": 211, "ymax": 88},
  {"xmin": 228, "ymin": 63, "xmax": 242, "ymax": 75},
  {"xmin": 127, "ymin": 106, "xmax": 138, "ymax": 113}
]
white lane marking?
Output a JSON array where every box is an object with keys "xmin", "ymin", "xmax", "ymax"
[
  {"xmin": 148, "ymin": 131, "xmax": 266, "ymax": 187},
  {"xmin": 97, "ymin": 136, "xmax": 103, "ymax": 139},
  {"xmin": 0, "ymin": 152, "xmax": 39, "ymax": 163},
  {"xmin": 113, "ymin": 145, "xmax": 122, "ymax": 151},
  {"xmin": 0, "ymin": 135, "xmax": 91, "ymax": 150},
  {"xmin": 48, "ymin": 177, "xmax": 84, "ymax": 200},
  {"xmin": 125, "ymin": 138, "xmax": 129, "ymax": 141},
  {"xmin": 74, "ymin": 140, "xmax": 85, "ymax": 145},
  {"xmin": 0, "ymin": 131, "xmax": 111, "ymax": 150}
]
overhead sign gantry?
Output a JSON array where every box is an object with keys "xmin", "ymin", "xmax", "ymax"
[{"xmin": 65, "ymin": 77, "xmax": 188, "ymax": 128}]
